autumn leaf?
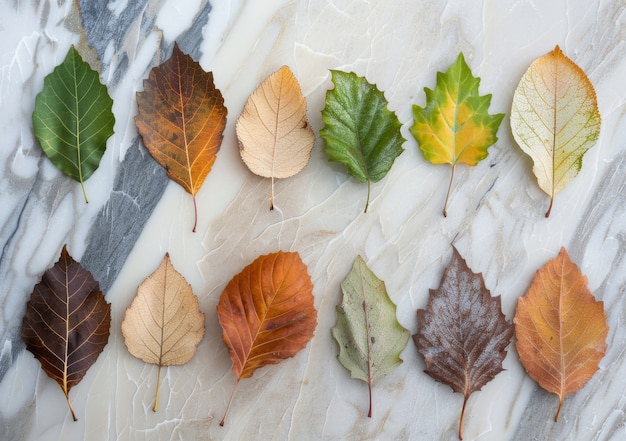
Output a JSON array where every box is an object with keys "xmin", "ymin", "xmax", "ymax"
[
  {"xmin": 331, "ymin": 256, "xmax": 409, "ymax": 417},
  {"xmin": 21, "ymin": 245, "xmax": 111, "ymax": 421},
  {"xmin": 510, "ymin": 45, "xmax": 601, "ymax": 217},
  {"xmin": 216, "ymin": 251, "xmax": 317, "ymax": 425},
  {"xmin": 236, "ymin": 66, "xmax": 315, "ymax": 210},
  {"xmin": 320, "ymin": 70, "xmax": 405, "ymax": 213},
  {"xmin": 135, "ymin": 42, "xmax": 227, "ymax": 232},
  {"xmin": 413, "ymin": 247, "xmax": 513, "ymax": 440},
  {"xmin": 514, "ymin": 247, "xmax": 608, "ymax": 421},
  {"xmin": 32, "ymin": 45, "xmax": 115, "ymax": 203},
  {"xmin": 410, "ymin": 53, "xmax": 504, "ymax": 217},
  {"xmin": 121, "ymin": 254, "xmax": 205, "ymax": 412}
]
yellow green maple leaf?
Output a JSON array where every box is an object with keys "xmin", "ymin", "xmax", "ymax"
[{"xmin": 410, "ymin": 53, "xmax": 504, "ymax": 216}]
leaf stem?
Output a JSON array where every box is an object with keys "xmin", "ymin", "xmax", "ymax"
[
  {"xmin": 65, "ymin": 392, "xmax": 77, "ymax": 421},
  {"xmin": 545, "ymin": 193, "xmax": 554, "ymax": 218},
  {"xmin": 364, "ymin": 179, "xmax": 371, "ymax": 213},
  {"xmin": 554, "ymin": 397, "xmax": 563, "ymax": 422},
  {"xmin": 192, "ymin": 194, "xmax": 198, "ymax": 233},
  {"xmin": 80, "ymin": 180, "xmax": 89, "ymax": 203},
  {"xmin": 270, "ymin": 176, "xmax": 275, "ymax": 210},
  {"xmin": 459, "ymin": 394, "xmax": 468, "ymax": 440},
  {"xmin": 220, "ymin": 380, "xmax": 240, "ymax": 426},
  {"xmin": 443, "ymin": 164, "xmax": 456, "ymax": 217},
  {"xmin": 153, "ymin": 364, "xmax": 162, "ymax": 412}
]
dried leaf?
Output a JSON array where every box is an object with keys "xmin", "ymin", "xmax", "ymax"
[
  {"xmin": 21, "ymin": 245, "xmax": 111, "ymax": 421},
  {"xmin": 410, "ymin": 53, "xmax": 504, "ymax": 217},
  {"xmin": 331, "ymin": 256, "xmax": 410, "ymax": 417},
  {"xmin": 320, "ymin": 70, "xmax": 405, "ymax": 213},
  {"xmin": 514, "ymin": 247, "xmax": 608, "ymax": 421},
  {"xmin": 510, "ymin": 45, "xmax": 601, "ymax": 217},
  {"xmin": 121, "ymin": 254, "xmax": 205, "ymax": 412},
  {"xmin": 32, "ymin": 45, "xmax": 115, "ymax": 203},
  {"xmin": 216, "ymin": 251, "xmax": 317, "ymax": 425},
  {"xmin": 413, "ymin": 247, "xmax": 513, "ymax": 440},
  {"xmin": 135, "ymin": 43, "xmax": 227, "ymax": 232},
  {"xmin": 236, "ymin": 66, "xmax": 315, "ymax": 210}
]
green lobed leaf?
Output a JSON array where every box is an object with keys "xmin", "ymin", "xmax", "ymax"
[
  {"xmin": 331, "ymin": 256, "xmax": 410, "ymax": 417},
  {"xmin": 33, "ymin": 45, "xmax": 115, "ymax": 203},
  {"xmin": 410, "ymin": 53, "xmax": 504, "ymax": 216},
  {"xmin": 320, "ymin": 70, "xmax": 405, "ymax": 213}
]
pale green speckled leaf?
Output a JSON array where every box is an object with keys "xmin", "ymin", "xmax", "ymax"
[{"xmin": 331, "ymin": 255, "xmax": 409, "ymax": 417}]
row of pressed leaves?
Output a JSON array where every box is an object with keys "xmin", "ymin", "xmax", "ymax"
[
  {"xmin": 22, "ymin": 244, "xmax": 607, "ymax": 440},
  {"xmin": 22, "ymin": 42, "xmax": 605, "ymax": 439}
]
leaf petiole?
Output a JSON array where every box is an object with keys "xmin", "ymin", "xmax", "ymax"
[
  {"xmin": 192, "ymin": 195, "xmax": 198, "ymax": 233},
  {"xmin": 220, "ymin": 380, "xmax": 240, "ymax": 426},
  {"xmin": 153, "ymin": 364, "xmax": 162, "ymax": 412},
  {"xmin": 80, "ymin": 179, "xmax": 89, "ymax": 203},
  {"xmin": 459, "ymin": 394, "xmax": 468, "ymax": 440},
  {"xmin": 65, "ymin": 391, "xmax": 78, "ymax": 421},
  {"xmin": 443, "ymin": 164, "xmax": 456, "ymax": 217}
]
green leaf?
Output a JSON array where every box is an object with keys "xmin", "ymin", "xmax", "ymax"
[
  {"xmin": 320, "ymin": 70, "xmax": 405, "ymax": 213},
  {"xmin": 331, "ymin": 256, "xmax": 410, "ymax": 418},
  {"xmin": 410, "ymin": 53, "xmax": 504, "ymax": 217},
  {"xmin": 33, "ymin": 45, "xmax": 115, "ymax": 203}
]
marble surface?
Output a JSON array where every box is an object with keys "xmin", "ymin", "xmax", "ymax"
[{"xmin": 0, "ymin": 0, "xmax": 625, "ymax": 440}]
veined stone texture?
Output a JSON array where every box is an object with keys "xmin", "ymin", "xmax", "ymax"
[{"xmin": 0, "ymin": 1, "xmax": 624, "ymax": 440}]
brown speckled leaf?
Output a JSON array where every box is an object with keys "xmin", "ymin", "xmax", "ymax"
[
  {"xmin": 21, "ymin": 245, "xmax": 111, "ymax": 421},
  {"xmin": 514, "ymin": 247, "xmax": 608, "ymax": 422},
  {"xmin": 413, "ymin": 247, "xmax": 513, "ymax": 440},
  {"xmin": 135, "ymin": 43, "xmax": 227, "ymax": 232},
  {"xmin": 216, "ymin": 251, "xmax": 317, "ymax": 425}
]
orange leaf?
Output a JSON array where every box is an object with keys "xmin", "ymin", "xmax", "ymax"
[
  {"xmin": 514, "ymin": 247, "xmax": 608, "ymax": 421},
  {"xmin": 135, "ymin": 43, "xmax": 227, "ymax": 232},
  {"xmin": 216, "ymin": 251, "xmax": 317, "ymax": 425}
]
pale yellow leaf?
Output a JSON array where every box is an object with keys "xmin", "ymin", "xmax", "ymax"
[
  {"xmin": 121, "ymin": 254, "xmax": 205, "ymax": 411},
  {"xmin": 236, "ymin": 66, "xmax": 315, "ymax": 209},
  {"xmin": 510, "ymin": 45, "xmax": 601, "ymax": 217}
]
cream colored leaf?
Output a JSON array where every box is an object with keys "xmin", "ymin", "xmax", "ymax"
[
  {"xmin": 236, "ymin": 66, "xmax": 315, "ymax": 209},
  {"xmin": 121, "ymin": 254, "xmax": 205, "ymax": 412},
  {"xmin": 510, "ymin": 45, "xmax": 601, "ymax": 217}
]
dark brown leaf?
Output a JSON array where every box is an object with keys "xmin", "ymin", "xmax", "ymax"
[
  {"xmin": 21, "ymin": 245, "xmax": 111, "ymax": 421},
  {"xmin": 413, "ymin": 247, "xmax": 513, "ymax": 440}
]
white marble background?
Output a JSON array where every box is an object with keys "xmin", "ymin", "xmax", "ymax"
[{"xmin": 0, "ymin": 0, "xmax": 625, "ymax": 440}]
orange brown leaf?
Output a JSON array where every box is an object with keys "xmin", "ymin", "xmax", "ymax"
[
  {"xmin": 135, "ymin": 43, "xmax": 227, "ymax": 232},
  {"xmin": 514, "ymin": 247, "xmax": 608, "ymax": 421},
  {"xmin": 216, "ymin": 251, "xmax": 317, "ymax": 425},
  {"xmin": 21, "ymin": 245, "xmax": 111, "ymax": 421}
]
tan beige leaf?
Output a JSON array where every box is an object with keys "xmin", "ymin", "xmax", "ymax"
[
  {"xmin": 236, "ymin": 66, "xmax": 315, "ymax": 209},
  {"xmin": 514, "ymin": 247, "xmax": 608, "ymax": 421},
  {"xmin": 121, "ymin": 253, "xmax": 205, "ymax": 411}
]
